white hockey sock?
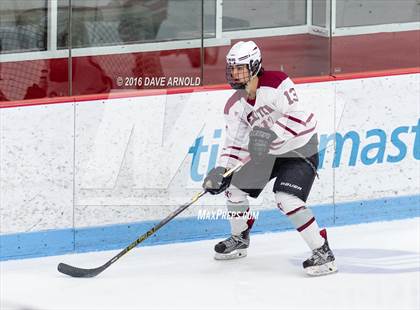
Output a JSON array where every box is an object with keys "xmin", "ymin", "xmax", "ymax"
[
  {"xmin": 227, "ymin": 200, "xmax": 253, "ymax": 236},
  {"xmin": 225, "ymin": 186, "xmax": 253, "ymax": 236},
  {"xmin": 275, "ymin": 192, "xmax": 324, "ymax": 250},
  {"xmin": 294, "ymin": 208, "xmax": 325, "ymax": 250}
]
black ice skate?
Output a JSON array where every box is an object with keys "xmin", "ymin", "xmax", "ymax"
[
  {"xmin": 303, "ymin": 229, "xmax": 337, "ymax": 276},
  {"xmin": 214, "ymin": 230, "xmax": 250, "ymax": 260}
]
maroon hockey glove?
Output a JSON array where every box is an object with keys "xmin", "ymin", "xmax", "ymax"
[
  {"xmin": 202, "ymin": 166, "xmax": 233, "ymax": 195},
  {"xmin": 248, "ymin": 126, "xmax": 277, "ymax": 163}
]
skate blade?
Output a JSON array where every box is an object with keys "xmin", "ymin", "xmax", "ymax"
[
  {"xmin": 214, "ymin": 249, "xmax": 247, "ymax": 260},
  {"xmin": 305, "ymin": 261, "xmax": 338, "ymax": 276}
]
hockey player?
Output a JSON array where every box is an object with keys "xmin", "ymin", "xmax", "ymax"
[{"xmin": 202, "ymin": 41, "xmax": 337, "ymax": 276}]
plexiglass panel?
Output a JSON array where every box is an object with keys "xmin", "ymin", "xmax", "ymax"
[
  {"xmin": 1, "ymin": 0, "xmax": 419, "ymax": 101},
  {"xmin": 0, "ymin": 0, "xmax": 47, "ymax": 54},
  {"xmin": 331, "ymin": 0, "xmax": 420, "ymax": 74},
  {"xmin": 0, "ymin": 0, "xmax": 70, "ymax": 101},
  {"xmin": 336, "ymin": 0, "xmax": 420, "ymax": 27},
  {"xmin": 223, "ymin": 0, "xmax": 306, "ymax": 30}
]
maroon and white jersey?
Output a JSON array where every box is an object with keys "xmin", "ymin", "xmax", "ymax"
[{"xmin": 218, "ymin": 70, "xmax": 317, "ymax": 169}]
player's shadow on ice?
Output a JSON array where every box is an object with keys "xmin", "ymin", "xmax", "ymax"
[{"xmin": 291, "ymin": 248, "xmax": 420, "ymax": 274}]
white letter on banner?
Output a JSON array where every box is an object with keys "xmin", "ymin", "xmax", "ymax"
[{"xmin": 78, "ymin": 92, "xmax": 208, "ymax": 190}]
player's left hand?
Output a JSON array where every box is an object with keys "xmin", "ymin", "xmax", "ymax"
[{"xmin": 248, "ymin": 126, "xmax": 277, "ymax": 163}]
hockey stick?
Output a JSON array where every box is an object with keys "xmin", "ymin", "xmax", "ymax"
[{"xmin": 57, "ymin": 161, "xmax": 244, "ymax": 278}]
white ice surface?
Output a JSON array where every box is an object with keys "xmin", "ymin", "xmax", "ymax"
[{"xmin": 1, "ymin": 218, "xmax": 420, "ymax": 310}]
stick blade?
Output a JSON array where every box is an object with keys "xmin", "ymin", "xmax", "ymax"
[{"xmin": 57, "ymin": 262, "xmax": 105, "ymax": 278}]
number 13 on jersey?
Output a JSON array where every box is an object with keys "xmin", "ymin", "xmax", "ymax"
[{"xmin": 284, "ymin": 88, "xmax": 299, "ymax": 105}]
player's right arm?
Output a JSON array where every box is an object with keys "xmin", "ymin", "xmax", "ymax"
[
  {"xmin": 202, "ymin": 93, "xmax": 250, "ymax": 194},
  {"xmin": 217, "ymin": 112, "xmax": 250, "ymax": 169}
]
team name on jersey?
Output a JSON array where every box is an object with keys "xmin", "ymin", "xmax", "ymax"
[{"xmin": 246, "ymin": 105, "xmax": 274, "ymax": 126}]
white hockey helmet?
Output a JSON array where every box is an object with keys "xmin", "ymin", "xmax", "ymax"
[{"xmin": 226, "ymin": 41, "xmax": 262, "ymax": 89}]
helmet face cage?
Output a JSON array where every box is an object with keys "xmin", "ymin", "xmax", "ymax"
[{"xmin": 226, "ymin": 63, "xmax": 251, "ymax": 89}]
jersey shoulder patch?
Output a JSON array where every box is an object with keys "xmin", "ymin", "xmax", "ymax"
[
  {"xmin": 224, "ymin": 90, "xmax": 246, "ymax": 115},
  {"xmin": 258, "ymin": 71, "xmax": 289, "ymax": 89}
]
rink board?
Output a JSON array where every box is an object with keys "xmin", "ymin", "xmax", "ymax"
[
  {"xmin": 1, "ymin": 72, "xmax": 419, "ymax": 260},
  {"xmin": 1, "ymin": 194, "xmax": 419, "ymax": 260}
]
